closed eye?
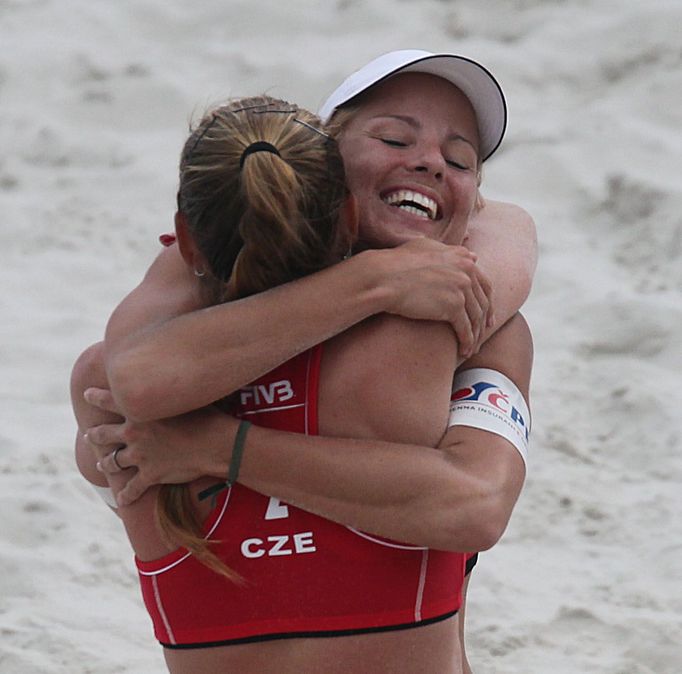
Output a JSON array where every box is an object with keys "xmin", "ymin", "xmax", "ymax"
[
  {"xmin": 446, "ymin": 159, "xmax": 470, "ymax": 170},
  {"xmin": 445, "ymin": 159, "xmax": 473, "ymax": 171},
  {"xmin": 380, "ymin": 138, "xmax": 407, "ymax": 147}
]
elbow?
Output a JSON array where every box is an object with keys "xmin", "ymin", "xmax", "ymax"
[
  {"xmin": 464, "ymin": 511, "xmax": 509, "ymax": 552},
  {"xmin": 105, "ymin": 351, "xmax": 158, "ymax": 422},
  {"xmin": 438, "ymin": 488, "xmax": 514, "ymax": 553},
  {"xmin": 71, "ymin": 342, "xmax": 107, "ymax": 405}
]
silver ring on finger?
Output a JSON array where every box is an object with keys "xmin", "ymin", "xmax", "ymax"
[{"xmin": 112, "ymin": 446, "xmax": 125, "ymax": 471}]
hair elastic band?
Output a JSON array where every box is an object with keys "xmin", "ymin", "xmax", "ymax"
[{"xmin": 239, "ymin": 141, "xmax": 280, "ymax": 169}]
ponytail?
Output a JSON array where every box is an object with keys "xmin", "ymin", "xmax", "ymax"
[
  {"xmin": 156, "ymin": 483, "xmax": 244, "ymax": 584},
  {"xmin": 158, "ymin": 96, "xmax": 349, "ymax": 582}
]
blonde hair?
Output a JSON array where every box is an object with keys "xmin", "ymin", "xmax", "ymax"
[
  {"xmin": 178, "ymin": 96, "xmax": 350, "ymax": 302},
  {"xmin": 159, "ymin": 96, "xmax": 350, "ymax": 582}
]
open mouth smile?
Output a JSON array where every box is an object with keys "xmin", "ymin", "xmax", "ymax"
[{"xmin": 382, "ymin": 189, "xmax": 439, "ymax": 220}]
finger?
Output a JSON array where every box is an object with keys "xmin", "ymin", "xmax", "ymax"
[
  {"xmin": 451, "ymin": 305, "xmax": 474, "ymax": 357},
  {"xmin": 469, "ymin": 275, "xmax": 490, "ymax": 348},
  {"xmin": 473, "ymin": 267, "xmax": 495, "ymax": 330},
  {"xmin": 83, "ymin": 387, "xmax": 120, "ymax": 414},
  {"xmin": 85, "ymin": 435, "xmax": 122, "ymax": 462},
  {"xmin": 116, "ymin": 475, "xmax": 149, "ymax": 507},
  {"xmin": 91, "ymin": 443, "xmax": 113, "ymax": 462},
  {"xmin": 461, "ymin": 284, "xmax": 484, "ymax": 357},
  {"xmin": 486, "ymin": 286, "xmax": 496, "ymax": 330},
  {"xmin": 458, "ymin": 247, "xmax": 478, "ymax": 263},
  {"xmin": 469, "ymin": 263, "xmax": 495, "ymax": 343},
  {"xmin": 97, "ymin": 447, "xmax": 129, "ymax": 474},
  {"xmin": 84, "ymin": 423, "xmax": 126, "ymax": 447}
]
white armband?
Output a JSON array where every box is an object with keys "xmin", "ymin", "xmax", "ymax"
[
  {"xmin": 92, "ymin": 484, "xmax": 118, "ymax": 509},
  {"xmin": 449, "ymin": 368, "xmax": 530, "ymax": 467}
]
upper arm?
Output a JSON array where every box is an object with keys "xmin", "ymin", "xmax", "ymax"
[
  {"xmin": 459, "ymin": 311, "xmax": 533, "ymax": 398},
  {"xmin": 438, "ymin": 313, "xmax": 533, "ymax": 544},
  {"xmin": 465, "ymin": 200, "xmax": 538, "ymax": 330}
]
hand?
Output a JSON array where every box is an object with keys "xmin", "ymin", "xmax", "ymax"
[
  {"xmin": 83, "ymin": 387, "xmax": 236, "ymax": 506},
  {"xmin": 381, "ymin": 238, "xmax": 494, "ymax": 358}
]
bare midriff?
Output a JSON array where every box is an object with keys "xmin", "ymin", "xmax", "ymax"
[{"xmin": 163, "ymin": 615, "xmax": 463, "ymax": 674}]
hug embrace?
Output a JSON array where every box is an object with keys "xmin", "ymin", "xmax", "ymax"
[{"xmin": 72, "ymin": 49, "xmax": 536, "ymax": 674}]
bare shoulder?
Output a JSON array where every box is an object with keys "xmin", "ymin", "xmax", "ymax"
[
  {"xmin": 467, "ymin": 200, "xmax": 537, "ymax": 255},
  {"xmin": 104, "ymin": 244, "xmax": 205, "ymax": 351},
  {"xmin": 471, "ymin": 199, "xmax": 535, "ymax": 230},
  {"xmin": 320, "ymin": 315, "xmax": 457, "ymax": 445},
  {"xmin": 465, "ymin": 200, "xmax": 538, "ymax": 324},
  {"xmin": 137, "ymin": 244, "xmax": 197, "ymax": 300}
]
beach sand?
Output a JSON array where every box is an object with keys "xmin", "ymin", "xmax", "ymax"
[{"xmin": 1, "ymin": 1, "xmax": 680, "ymax": 672}]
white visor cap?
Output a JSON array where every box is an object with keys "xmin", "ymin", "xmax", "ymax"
[{"xmin": 318, "ymin": 49, "xmax": 507, "ymax": 162}]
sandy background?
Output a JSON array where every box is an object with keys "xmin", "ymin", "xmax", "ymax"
[{"xmin": 1, "ymin": 0, "xmax": 681, "ymax": 672}]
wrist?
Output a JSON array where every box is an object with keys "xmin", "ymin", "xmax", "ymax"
[
  {"xmin": 203, "ymin": 413, "xmax": 237, "ymax": 479},
  {"xmin": 198, "ymin": 417, "xmax": 251, "ymax": 503},
  {"xmin": 345, "ymin": 249, "xmax": 397, "ymax": 316}
]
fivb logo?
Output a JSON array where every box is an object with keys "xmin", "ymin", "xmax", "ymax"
[
  {"xmin": 240, "ymin": 380, "xmax": 295, "ymax": 407},
  {"xmin": 452, "ymin": 380, "xmax": 529, "ymax": 441}
]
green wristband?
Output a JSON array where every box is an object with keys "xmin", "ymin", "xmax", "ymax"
[
  {"xmin": 197, "ymin": 419, "xmax": 252, "ymax": 502},
  {"xmin": 226, "ymin": 419, "xmax": 251, "ymax": 487}
]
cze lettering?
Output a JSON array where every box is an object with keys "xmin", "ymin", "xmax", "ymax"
[
  {"xmin": 241, "ymin": 532, "xmax": 317, "ymax": 559},
  {"xmin": 240, "ymin": 380, "xmax": 294, "ymax": 406}
]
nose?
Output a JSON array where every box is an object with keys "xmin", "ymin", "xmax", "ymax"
[{"xmin": 412, "ymin": 143, "xmax": 445, "ymax": 180}]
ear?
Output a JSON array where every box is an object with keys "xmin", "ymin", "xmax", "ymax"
[
  {"xmin": 339, "ymin": 193, "xmax": 359, "ymax": 242},
  {"xmin": 174, "ymin": 211, "xmax": 205, "ymax": 272}
]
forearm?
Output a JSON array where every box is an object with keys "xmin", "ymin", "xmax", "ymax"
[
  {"xmin": 208, "ymin": 422, "xmax": 508, "ymax": 552},
  {"xmin": 106, "ymin": 249, "xmax": 393, "ymax": 422},
  {"xmin": 105, "ymin": 235, "xmax": 509, "ymax": 422},
  {"xmin": 226, "ymin": 316, "xmax": 530, "ymax": 550},
  {"xmin": 71, "ymin": 344, "xmax": 133, "ymax": 504}
]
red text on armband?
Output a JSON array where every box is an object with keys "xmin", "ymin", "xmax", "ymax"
[{"xmin": 452, "ymin": 381, "xmax": 529, "ymax": 442}]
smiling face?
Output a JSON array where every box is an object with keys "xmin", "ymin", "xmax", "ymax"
[{"xmin": 336, "ymin": 73, "xmax": 481, "ymax": 250}]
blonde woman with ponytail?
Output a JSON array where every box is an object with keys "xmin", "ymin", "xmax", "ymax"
[
  {"xmin": 73, "ymin": 94, "xmax": 365, "ymax": 651},
  {"xmin": 155, "ymin": 97, "xmax": 352, "ymax": 583}
]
